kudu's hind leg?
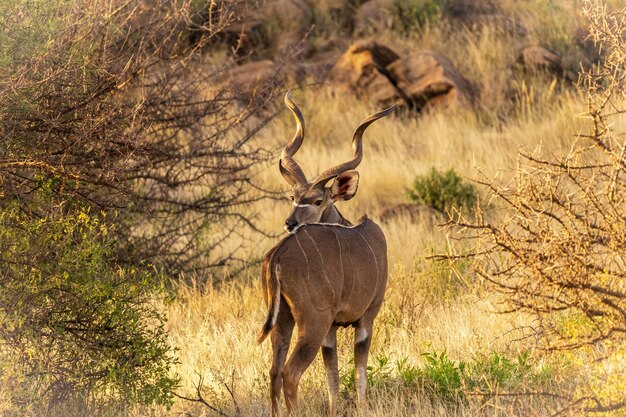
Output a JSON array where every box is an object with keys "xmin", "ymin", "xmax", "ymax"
[
  {"xmin": 270, "ymin": 303, "xmax": 295, "ymax": 417},
  {"xmin": 282, "ymin": 316, "xmax": 332, "ymax": 415},
  {"xmin": 321, "ymin": 325, "xmax": 340, "ymax": 417},
  {"xmin": 354, "ymin": 321, "xmax": 374, "ymax": 410}
]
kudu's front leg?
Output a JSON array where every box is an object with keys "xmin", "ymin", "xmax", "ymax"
[
  {"xmin": 321, "ymin": 325, "xmax": 340, "ymax": 417},
  {"xmin": 354, "ymin": 322, "xmax": 373, "ymax": 410}
]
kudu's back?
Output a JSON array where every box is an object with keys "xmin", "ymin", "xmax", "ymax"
[{"xmin": 259, "ymin": 217, "xmax": 387, "ymax": 342}]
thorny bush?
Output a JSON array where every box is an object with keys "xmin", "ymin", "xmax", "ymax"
[
  {"xmin": 0, "ymin": 0, "xmax": 281, "ymax": 274},
  {"xmin": 0, "ymin": 0, "xmax": 282, "ymax": 413},
  {"xmin": 451, "ymin": 1, "xmax": 625, "ymax": 411}
]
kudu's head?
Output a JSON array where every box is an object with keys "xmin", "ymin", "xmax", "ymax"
[{"xmin": 280, "ymin": 91, "xmax": 396, "ymax": 232}]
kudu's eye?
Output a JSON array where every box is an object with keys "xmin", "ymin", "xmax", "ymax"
[
  {"xmin": 315, "ymin": 200, "xmax": 322, "ymax": 206},
  {"xmin": 289, "ymin": 195, "xmax": 294, "ymax": 201}
]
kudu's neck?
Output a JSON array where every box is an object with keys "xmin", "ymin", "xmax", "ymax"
[{"xmin": 321, "ymin": 205, "xmax": 352, "ymax": 226}]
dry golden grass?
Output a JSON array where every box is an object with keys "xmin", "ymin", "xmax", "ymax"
[{"xmin": 154, "ymin": 270, "xmax": 553, "ymax": 417}]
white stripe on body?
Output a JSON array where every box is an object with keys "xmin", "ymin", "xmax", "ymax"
[
  {"xmin": 303, "ymin": 228, "xmax": 336, "ymax": 305},
  {"xmin": 355, "ymin": 229, "xmax": 380, "ymax": 303},
  {"xmin": 289, "ymin": 221, "xmax": 363, "ymax": 234}
]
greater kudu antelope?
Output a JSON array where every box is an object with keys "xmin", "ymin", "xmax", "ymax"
[{"xmin": 258, "ymin": 91, "xmax": 396, "ymax": 417}]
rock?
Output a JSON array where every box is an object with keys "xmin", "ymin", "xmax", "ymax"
[
  {"xmin": 332, "ymin": 41, "xmax": 475, "ymax": 113},
  {"xmin": 331, "ymin": 40, "xmax": 402, "ymax": 104},
  {"xmin": 443, "ymin": 0, "xmax": 527, "ymax": 36},
  {"xmin": 332, "ymin": 40, "xmax": 401, "ymax": 78},
  {"xmin": 444, "ymin": 0, "xmax": 499, "ymax": 21},
  {"xmin": 285, "ymin": 51, "xmax": 339, "ymax": 84},
  {"xmin": 386, "ymin": 50, "xmax": 476, "ymax": 111},
  {"xmin": 257, "ymin": 0, "xmax": 313, "ymax": 33},
  {"xmin": 377, "ymin": 203, "xmax": 444, "ymax": 225},
  {"xmin": 516, "ymin": 46, "xmax": 562, "ymax": 73},
  {"xmin": 314, "ymin": 0, "xmax": 358, "ymax": 33},
  {"xmin": 516, "ymin": 46, "xmax": 576, "ymax": 81}
]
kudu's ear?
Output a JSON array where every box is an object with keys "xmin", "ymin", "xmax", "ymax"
[{"xmin": 330, "ymin": 170, "xmax": 359, "ymax": 201}]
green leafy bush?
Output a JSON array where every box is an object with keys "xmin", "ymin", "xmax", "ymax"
[
  {"xmin": 0, "ymin": 204, "xmax": 178, "ymax": 412},
  {"xmin": 391, "ymin": 0, "xmax": 442, "ymax": 35},
  {"xmin": 407, "ymin": 168, "xmax": 478, "ymax": 217}
]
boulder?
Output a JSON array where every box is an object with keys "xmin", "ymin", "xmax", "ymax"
[
  {"xmin": 273, "ymin": 31, "xmax": 312, "ymax": 60},
  {"xmin": 386, "ymin": 50, "xmax": 476, "ymax": 111},
  {"xmin": 226, "ymin": 60, "xmax": 278, "ymax": 95},
  {"xmin": 331, "ymin": 40, "xmax": 402, "ymax": 104},
  {"xmin": 258, "ymin": 0, "xmax": 313, "ymax": 32},
  {"xmin": 332, "ymin": 40, "xmax": 401, "ymax": 79},
  {"xmin": 516, "ymin": 46, "xmax": 562, "ymax": 73},
  {"xmin": 332, "ymin": 41, "xmax": 475, "ymax": 113},
  {"xmin": 286, "ymin": 51, "xmax": 340, "ymax": 84},
  {"xmin": 516, "ymin": 46, "xmax": 576, "ymax": 81},
  {"xmin": 443, "ymin": 0, "xmax": 527, "ymax": 36},
  {"xmin": 314, "ymin": 0, "xmax": 359, "ymax": 33}
]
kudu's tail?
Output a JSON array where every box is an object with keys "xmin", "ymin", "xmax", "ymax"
[{"xmin": 257, "ymin": 260, "xmax": 281, "ymax": 344}]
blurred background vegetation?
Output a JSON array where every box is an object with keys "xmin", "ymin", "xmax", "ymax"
[{"xmin": 0, "ymin": 0, "xmax": 624, "ymax": 416}]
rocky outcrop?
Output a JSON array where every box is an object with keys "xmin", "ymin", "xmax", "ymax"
[
  {"xmin": 386, "ymin": 50, "xmax": 476, "ymax": 111},
  {"xmin": 516, "ymin": 46, "xmax": 576, "ymax": 82},
  {"xmin": 332, "ymin": 41, "xmax": 475, "ymax": 113},
  {"xmin": 225, "ymin": 60, "xmax": 278, "ymax": 96},
  {"xmin": 258, "ymin": 0, "xmax": 313, "ymax": 32},
  {"xmin": 331, "ymin": 40, "xmax": 402, "ymax": 105},
  {"xmin": 273, "ymin": 31, "xmax": 312, "ymax": 60}
]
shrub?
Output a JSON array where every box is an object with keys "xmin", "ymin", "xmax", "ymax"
[
  {"xmin": 421, "ymin": 349, "xmax": 466, "ymax": 400},
  {"xmin": 419, "ymin": 349, "xmax": 544, "ymax": 399},
  {"xmin": 452, "ymin": 1, "xmax": 625, "ymax": 411},
  {"xmin": 391, "ymin": 0, "xmax": 442, "ymax": 35},
  {"xmin": 407, "ymin": 168, "xmax": 478, "ymax": 217},
  {"xmin": 0, "ymin": 204, "xmax": 178, "ymax": 413},
  {"xmin": 461, "ymin": 0, "xmax": 626, "ymax": 352}
]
